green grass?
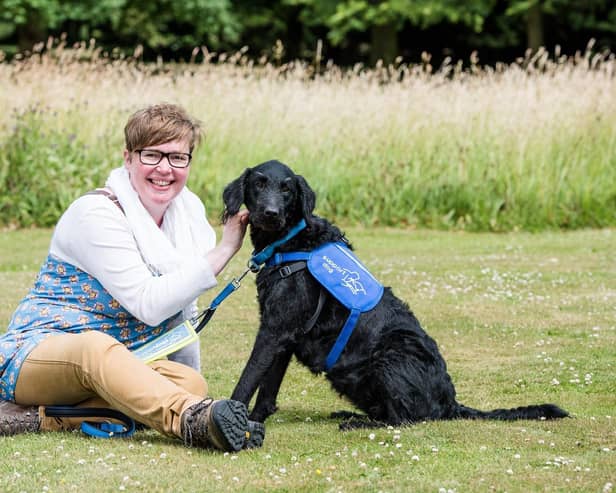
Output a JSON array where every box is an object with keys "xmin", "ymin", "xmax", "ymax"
[{"xmin": 1, "ymin": 227, "xmax": 614, "ymax": 492}]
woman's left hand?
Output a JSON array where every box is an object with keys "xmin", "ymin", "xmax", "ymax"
[
  {"xmin": 221, "ymin": 209, "xmax": 249, "ymax": 253},
  {"xmin": 207, "ymin": 209, "xmax": 249, "ymax": 275}
]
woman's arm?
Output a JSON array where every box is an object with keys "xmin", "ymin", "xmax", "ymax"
[
  {"xmin": 206, "ymin": 208, "xmax": 249, "ymax": 275},
  {"xmin": 50, "ymin": 195, "xmax": 219, "ymax": 326}
]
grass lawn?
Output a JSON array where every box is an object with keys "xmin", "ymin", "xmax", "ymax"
[{"xmin": 1, "ymin": 227, "xmax": 614, "ymax": 492}]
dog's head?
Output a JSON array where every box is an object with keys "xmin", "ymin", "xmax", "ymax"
[{"xmin": 222, "ymin": 160, "xmax": 316, "ymax": 232}]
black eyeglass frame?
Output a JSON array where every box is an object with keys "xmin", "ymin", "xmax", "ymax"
[{"xmin": 134, "ymin": 149, "xmax": 193, "ymax": 168}]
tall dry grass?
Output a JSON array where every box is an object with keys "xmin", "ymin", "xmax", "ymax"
[{"xmin": 1, "ymin": 39, "xmax": 615, "ymax": 229}]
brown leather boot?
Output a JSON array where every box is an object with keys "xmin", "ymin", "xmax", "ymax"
[
  {"xmin": 181, "ymin": 398, "xmax": 250, "ymax": 451},
  {"xmin": 0, "ymin": 400, "xmax": 40, "ymax": 435}
]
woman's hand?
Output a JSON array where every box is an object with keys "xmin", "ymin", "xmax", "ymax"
[
  {"xmin": 206, "ymin": 209, "xmax": 249, "ymax": 276},
  {"xmin": 220, "ymin": 208, "xmax": 249, "ymax": 254}
]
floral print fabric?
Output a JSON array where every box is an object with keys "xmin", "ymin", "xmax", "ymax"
[{"xmin": 0, "ymin": 255, "xmax": 174, "ymax": 401}]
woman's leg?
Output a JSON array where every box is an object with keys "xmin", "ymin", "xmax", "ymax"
[
  {"xmin": 15, "ymin": 331, "xmax": 206, "ymax": 437},
  {"xmin": 17, "ymin": 358, "xmax": 209, "ymax": 432}
]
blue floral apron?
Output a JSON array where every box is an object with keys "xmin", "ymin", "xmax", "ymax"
[{"xmin": 0, "ymin": 255, "xmax": 175, "ymax": 401}]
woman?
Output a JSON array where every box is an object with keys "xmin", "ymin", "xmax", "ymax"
[{"xmin": 0, "ymin": 103, "xmax": 262, "ymax": 452}]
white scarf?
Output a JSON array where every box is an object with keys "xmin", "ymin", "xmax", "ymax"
[{"xmin": 106, "ymin": 166, "xmax": 216, "ymax": 321}]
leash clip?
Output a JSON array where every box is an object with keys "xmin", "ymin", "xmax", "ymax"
[
  {"xmin": 247, "ymin": 259, "xmax": 262, "ymax": 273},
  {"xmin": 233, "ymin": 268, "xmax": 251, "ymax": 287}
]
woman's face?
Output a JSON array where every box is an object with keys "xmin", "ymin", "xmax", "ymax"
[{"xmin": 123, "ymin": 139, "xmax": 191, "ymax": 223}]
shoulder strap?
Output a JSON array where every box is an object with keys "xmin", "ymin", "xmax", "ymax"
[{"xmin": 85, "ymin": 188, "xmax": 124, "ymax": 213}]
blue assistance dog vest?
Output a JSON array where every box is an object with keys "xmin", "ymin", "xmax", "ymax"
[{"xmin": 267, "ymin": 242, "xmax": 384, "ymax": 370}]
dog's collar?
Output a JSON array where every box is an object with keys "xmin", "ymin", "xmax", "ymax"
[
  {"xmin": 248, "ymin": 219, "xmax": 307, "ymax": 272},
  {"xmin": 193, "ymin": 219, "xmax": 308, "ymax": 333}
]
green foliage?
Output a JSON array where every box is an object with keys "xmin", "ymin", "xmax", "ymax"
[
  {"xmin": 0, "ymin": 105, "xmax": 119, "ymax": 227},
  {"xmin": 0, "ymin": 0, "xmax": 240, "ymax": 55},
  {"xmin": 2, "ymin": 0, "xmax": 616, "ymax": 65},
  {"xmin": 115, "ymin": 0, "xmax": 241, "ymax": 51},
  {"xmin": 0, "ymin": 0, "xmax": 124, "ymax": 36},
  {"xmin": 506, "ymin": 0, "xmax": 616, "ymax": 28},
  {"xmin": 323, "ymin": 0, "xmax": 494, "ymax": 44}
]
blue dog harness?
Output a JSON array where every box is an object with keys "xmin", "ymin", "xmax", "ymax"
[
  {"xmin": 267, "ymin": 242, "xmax": 384, "ymax": 370},
  {"xmin": 191, "ymin": 219, "xmax": 383, "ymax": 371}
]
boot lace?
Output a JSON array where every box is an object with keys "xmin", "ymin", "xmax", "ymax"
[{"xmin": 181, "ymin": 398, "xmax": 214, "ymax": 447}]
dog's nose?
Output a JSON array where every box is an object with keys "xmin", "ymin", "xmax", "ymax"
[{"xmin": 264, "ymin": 207, "xmax": 279, "ymax": 218}]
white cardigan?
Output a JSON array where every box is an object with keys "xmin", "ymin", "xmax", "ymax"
[{"xmin": 49, "ymin": 194, "xmax": 218, "ymax": 327}]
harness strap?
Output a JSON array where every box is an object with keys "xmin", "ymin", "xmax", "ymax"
[
  {"xmin": 304, "ymin": 288, "xmax": 326, "ymax": 334},
  {"xmin": 249, "ymin": 219, "xmax": 307, "ymax": 271},
  {"xmin": 267, "ymin": 251, "xmax": 310, "ymax": 266},
  {"xmin": 325, "ymin": 308, "xmax": 360, "ymax": 371},
  {"xmin": 45, "ymin": 406, "xmax": 136, "ymax": 438},
  {"xmin": 268, "ymin": 251, "xmax": 358, "ymax": 359},
  {"xmin": 268, "ymin": 251, "xmax": 361, "ymax": 360},
  {"xmin": 278, "ymin": 261, "xmax": 307, "ymax": 278},
  {"xmin": 263, "ymin": 259, "xmax": 326, "ymax": 334}
]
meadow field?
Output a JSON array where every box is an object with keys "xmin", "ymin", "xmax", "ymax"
[
  {"xmin": 0, "ymin": 227, "xmax": 614, "ymax": 492},
  {"xmin": 0, "ymin": 41, "xmax": 615, "ymax": 492},
  {"xmin": 0, "ymin": 40, "xmax": 615, "ymax": 230}
]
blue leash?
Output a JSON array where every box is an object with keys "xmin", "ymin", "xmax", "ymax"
[
  {"xmin": 45, "ymin": 406, "xmax": 136, "ymax": 438},
  {"xmin": 194, "ymin": 219, "xmax": 307, "ymax": 333}
]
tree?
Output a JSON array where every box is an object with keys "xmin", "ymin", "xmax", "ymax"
[
  {"xmin": 113, "ymin": 0, "xmax": 241, "ymax": 56},
  {"xmin": 287, "ymin": 0, "xmax": 495, "ymax": 64},
  {"xmin": 0, "ymin": 0, "xmax": 241, "ymax": 57},
  {"xmin": 1, "ymin": 0, "xmax": 614, "ymax": 63},
  {"xmin": 506, "ymin": 0, "xmax": 616, "ymax": 53},
  {"xmin": 0, "ymin": 0, "xmax": 124, "ymax": 52}
]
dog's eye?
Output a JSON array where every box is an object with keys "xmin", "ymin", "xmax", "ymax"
[
  {"xmin": 280, "ymin": 183, "xmax": 290, "ymax": 193},
  {"xmin": 255, "ymin": 180, "xmax": 266, "ymax": 191}
]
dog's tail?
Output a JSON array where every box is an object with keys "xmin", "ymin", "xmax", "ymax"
[{"xmin": 455, "ymin": 403, "xmax": 568, "ymax": 421}]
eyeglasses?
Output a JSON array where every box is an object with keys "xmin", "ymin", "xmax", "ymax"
[{"xmin": 135, "ymin": 149, "xmax": 192, "ymax": 168}]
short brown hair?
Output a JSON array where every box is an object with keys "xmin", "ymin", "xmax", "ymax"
[{"xmin": 124, "ymin": 103, "xmax": 203, "ymax": 152}]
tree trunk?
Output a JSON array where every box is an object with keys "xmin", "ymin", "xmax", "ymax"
[
  {"xmin": 526, "ymin": 3, "xmax": 544, "ymax": 53},
  {"xmin": 370, "ymin": 22, "xmax": 397, "ymax": 65},
  {"xmin": 17, "ymin": 10, "xmax": 47, "ymax": 53}
]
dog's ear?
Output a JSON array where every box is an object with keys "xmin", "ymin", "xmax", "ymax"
[
  {"xmin": 296, "ymin": 174, "xmax": 316, "ymax": 225},
  {"xmin": 222, "ymin": 169, "xmax": 249, "ymax": 223}
]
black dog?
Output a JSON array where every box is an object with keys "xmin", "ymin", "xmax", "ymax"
[{"xmin": 223, "ymin": 160, "xmax": 568, "ymax": 429}]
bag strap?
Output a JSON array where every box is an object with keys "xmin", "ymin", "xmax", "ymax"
[
  {"xmin": 85, "ymin": 188, "xmax": 124, "ymax": 213},
  {"xmin": 45, "ymin": 405, "xmax": 136, "ymax": 438}
]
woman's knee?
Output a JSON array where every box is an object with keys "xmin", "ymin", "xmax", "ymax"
[
  {"xmin": 149, "ymin": 360, "xmax": 208, "ymax": 397},
  {"xmin": 77, "ymin": 331, "xmax": 124, "ymax": 359}
]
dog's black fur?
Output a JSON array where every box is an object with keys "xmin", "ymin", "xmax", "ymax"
[{"xmin": 223, "ymin": 160, "xmax": 568, "ymax": 429}]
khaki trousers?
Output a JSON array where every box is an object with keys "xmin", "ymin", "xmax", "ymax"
[{"xmin": 14, "ymin": 331, "xmax": 207, "ymax": 438}]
